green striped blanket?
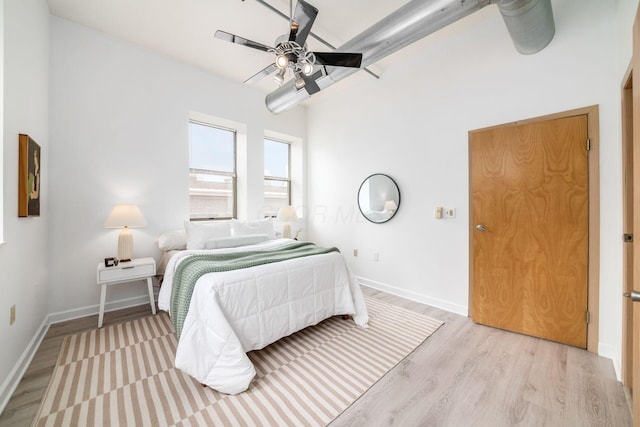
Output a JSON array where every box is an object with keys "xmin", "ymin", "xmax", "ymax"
[{"xmin": 170, "ymin": 241, "xmax": 340, "ymax": 337}]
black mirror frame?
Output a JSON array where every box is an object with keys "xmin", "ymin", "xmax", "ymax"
[{"xmin": 357, "ymin": 173, "xmax": 401, "ymax": 224}]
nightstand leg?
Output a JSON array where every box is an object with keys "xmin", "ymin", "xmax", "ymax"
[
  {"xmin": 147, "ymin": 277, "xmax": 156, "ymax": 315},
  {"xmin": 98, "ymin": 283, "xmax": 107, "ymax": 328}
]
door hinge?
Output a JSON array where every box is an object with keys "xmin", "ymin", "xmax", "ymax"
[
  {"xmin": 624, "ymin": 233, "xmax": 634, "ymax": 243},
  {"xmin": 586, "ymin": 310, "xmax": 591, "ymax": 324},
  {"xmin": 586, "ymin": 138, "xmax": 591, "ymax": 151}
]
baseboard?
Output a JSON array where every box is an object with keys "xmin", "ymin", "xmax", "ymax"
[
  {"xmin": 358, "ymin": 276, "xmax": 468, "ymax": 316},
  {"xmin": 0, "ymin": 317, "xmax": 49, "ymax": 416},
  {"xmin": 47, "ymin": 293, "xmax": 156, "ymax": 325},
  {"xmin": 598, "ymin": 342, "xmax": 621, "ymax": 382}
]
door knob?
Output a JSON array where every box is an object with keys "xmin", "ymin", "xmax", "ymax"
[
  {"xmin": 624, "ymin": 290, "xmax": 640, "ymax": 302},
  {"xmin": 476, "ymin": 224, "xmax": 488, "ymax": 232}
]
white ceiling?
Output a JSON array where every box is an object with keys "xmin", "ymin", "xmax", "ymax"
[{"xmin": 46, "ymin": 0, "xmax": 495, "ymax": 105}]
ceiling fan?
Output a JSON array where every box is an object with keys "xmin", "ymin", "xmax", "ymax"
[{"xmin": 214, "ymin": 0, "xmax": 363, "ymax": 95}]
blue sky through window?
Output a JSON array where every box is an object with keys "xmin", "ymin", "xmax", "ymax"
[{"xmin": 189, "ymin": 122, "xmax": 234, "ymax": 172}]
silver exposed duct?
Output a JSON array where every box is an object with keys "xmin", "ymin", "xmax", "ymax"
[
  {"xmin": 265, "ymin": 0, "xmax": 555, "ymax": 114},
  {"xmin": 494, "ymin": 0, "xmax": 555, "ymax": 54}
]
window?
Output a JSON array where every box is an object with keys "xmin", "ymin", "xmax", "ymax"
[
  {"xmin": 263, "ymin": 138, "xmax": 291, "ymax": 217},
  {"xmin": 189, "ymin": 121, "xmax": 236, "ymax": 219}
]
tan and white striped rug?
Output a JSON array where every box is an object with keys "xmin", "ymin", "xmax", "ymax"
[{"xmin": 33, "ymin": 297, "xmax": 443, "ymax": 427}]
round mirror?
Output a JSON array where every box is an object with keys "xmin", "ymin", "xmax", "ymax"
[{"xmin": 357, "ymin": 174, "xmax": 401, "ymax": 224}]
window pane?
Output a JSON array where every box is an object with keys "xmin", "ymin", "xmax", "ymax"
[
  {"xmin": 263, "ymin": 179, "xmax": 289, "ymax": 217},
  {"xmin": 190, "ymin": 172, "xmax": 235, "ymax": 219},
  {"xmin": 189, "ymin": 121, "xmax": 236, "ymax": 219},
  {"xmin": 264, "ymin": 139, "xmax": 289, "ymax": 178},
  {"xmin": 190, "ymin": 122, "xmax": 235, "ymax": 173}
]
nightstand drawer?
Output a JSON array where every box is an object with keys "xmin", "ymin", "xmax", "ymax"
[{"xmin": 98, "ymin": 263, "xmax": 155, "ymax": 283}]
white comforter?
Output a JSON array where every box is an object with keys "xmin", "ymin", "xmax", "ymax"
[{"xmin": 158, "ymin": 239, "xmax": 369, "ymax": 394}]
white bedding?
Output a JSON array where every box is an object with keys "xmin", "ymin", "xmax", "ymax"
[{"xmin": 158, "ymin": 238, "xmax": 369, "ymax": 394}]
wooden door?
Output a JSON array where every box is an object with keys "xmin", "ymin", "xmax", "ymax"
[
  {"xmin": 632, "ymin": 4, "xmax": 640, "ymax": 424},
  {"xmin": 470, "ymin": 115, "xmax": 589, "ymax": 348},
  {"xmin": 622, "ymin": 68, "xmax": 634, "ymax": 390}
]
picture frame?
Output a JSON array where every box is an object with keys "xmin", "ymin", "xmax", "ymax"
[
  {"xmin": 18, "ymin": 134, "xmax": 41, "ymax": 217},
  {"xmin": 104, "ymin": 257, "xmax": 115, "ymax": 267}
]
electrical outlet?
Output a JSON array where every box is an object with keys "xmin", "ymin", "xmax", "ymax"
[
  {"xmin": 10, "ymin": 305, "xmax": 15, "ymax": 326},
  {"xmin": 446, "ymin": 208, "xmax": 456, "ymax": 218},
  {"xmin": 353, "ymin": 249, "xmax": 358, "ymax": 257}
]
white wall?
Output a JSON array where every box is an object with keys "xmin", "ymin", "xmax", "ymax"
[
  {"xmin": 616, "ymin": 0, "xmax": 639, "ymax": 77},
  {"xmin": 0, "ymin": 0, "xmax": 49, "ymax": 408},
  {"xmin": 306, "ymin": 0, "xmax": 626, "ymax": 372},
  {"xmin": 47, "ymin": 17, "xmax": 306, "ymax": 314}
]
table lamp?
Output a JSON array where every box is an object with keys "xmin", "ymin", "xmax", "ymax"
[
  {"xmin": 276, "ymin": 206, "xmax": 298, "ymax": 239},
  {"xmin": 104, "ymin": 204, "xmax": 147, "ymax": 262},
  {"xmin": 384, "ymin": 200, "xmax": 398, "ymax": 214}
]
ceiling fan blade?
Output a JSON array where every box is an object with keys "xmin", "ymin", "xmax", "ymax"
[
  {"xmin": 300, "ymin": 73, "xmax": 321, "ymax": 95},
  {"xmin": 244, "ymin": 63, "xmax": 279, "ymax": 85},
  {"xmin": 314, "ymin": 52, "xmax": 363, "ymax": 68},
  {"xmin": 215, "ymin": 30, "xmax": 273, "ymax": 53},
  {"xmin": 290, "ymin": 0, "xmax": 318, "ymax": 46}
]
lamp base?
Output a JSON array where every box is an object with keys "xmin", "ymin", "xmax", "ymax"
[
  {"xmin": 282, "ymin": 223, "xmax": 292, "ymax": 239},
  {"xmin": 117, "ymin": 227, "xmax": 134, "ymax": 261}
]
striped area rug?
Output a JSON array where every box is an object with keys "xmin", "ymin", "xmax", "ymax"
[{"xmin": 33, "ymin": 297, "xmax": 443, "ymax": 426}]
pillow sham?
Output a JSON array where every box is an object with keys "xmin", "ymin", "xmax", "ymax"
[
  {"xmin": 185, "ymin": 220, "xmax": 232, "ymax": 250},
  {"xmin": 204, "ymin": 234, "xmax": 270, "ymax": 249},
  {"xmin": 157, "ymin": 229, "xmax": 186, "ymax": 251},
  {"xmin": 231, "ymin": 219, "xmax": 275, "ymax": 239}
]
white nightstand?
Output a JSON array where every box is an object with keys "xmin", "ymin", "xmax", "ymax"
[{"xmin": 96, "ymin": 257, "xmax": 157, "ymax": 328}]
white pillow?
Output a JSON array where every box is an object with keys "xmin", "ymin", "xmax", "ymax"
[
  {"xmin": 205, "ymin": 234, "xmax": 270, "ymax": 249},
  {"xmin": 184, "ymin": 220, "xmax": 232, "ymax": 250},
  {"xmin": 231, "ymin": 219, "xmax": 275, "ymax": 239},
  {"xmin": 157, "ymin": 229, "xmax": 186, "ymax": 251}
]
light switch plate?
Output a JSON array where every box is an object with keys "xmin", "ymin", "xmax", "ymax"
[{"xmin": 434, "ymin": 207, "xmax": 443, "ymax": 219}]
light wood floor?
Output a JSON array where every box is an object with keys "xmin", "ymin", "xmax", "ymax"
[{"xmin": 0, "ymin": 287, "xmax": 632, "ymax": 426}]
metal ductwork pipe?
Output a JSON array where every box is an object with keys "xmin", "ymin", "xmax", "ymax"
[
  {"xmin": 494, "ymin": 0, "xmax": 555, "ymax": 54},
  {"xmin": 266, "ymin": 0, "xmax": 555, "ymax": 114}
]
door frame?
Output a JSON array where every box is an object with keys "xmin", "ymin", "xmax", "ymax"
[
  {"xmin": 622, "ymin": 62, "xmax": 633, "ymax": 387},
  {"xmin": 468, "ymin": 105, "xmax": 600, "ymax": 352}
]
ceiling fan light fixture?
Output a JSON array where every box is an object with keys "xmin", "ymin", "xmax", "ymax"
[
  {"xmin": 275, "ymin": 54, "xmax": 289, "ymax": 69},
  {"xmin": 215, "ymin": 0, "xmax": 362, "ymax": 98},
  {"xmin": 301, "ymin": 61, "xmax": 314, "ymax": 76}
]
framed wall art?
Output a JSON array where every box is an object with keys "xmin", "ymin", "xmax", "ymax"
[{"xmin": 18, "ymin": 134, "xmax": 41, "ymax": 217}]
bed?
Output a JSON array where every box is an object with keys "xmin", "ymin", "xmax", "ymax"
[{"xmin": 157, "ymin": 219, "xmax": 369, "ymax": 394}]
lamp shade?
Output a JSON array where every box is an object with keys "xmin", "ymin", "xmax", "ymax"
[
  {"xmin": 104, "ymin": 204, "xmax": 147, "ymax": 228},
  {"xmin": 276, "ymin": 206, "xmax": 298, "ymax": 222},
  {"xmin": 384, "ymin": 200, "xmax": 398, "ymax": 212}
]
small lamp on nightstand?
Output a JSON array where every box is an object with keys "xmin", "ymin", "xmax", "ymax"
[
  {"xmin": 276, "ymin": 206, "xmax": 299, "ymax": 239},
  {"xmin": 104, "ymin": 204, "xmax": 147, "ymax": 262}
]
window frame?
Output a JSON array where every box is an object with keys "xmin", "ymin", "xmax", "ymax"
[
  {"xmin": 263, "ymin": 137, "xmax": 292, "ymax": 218},
  {"xmin": 188, "ymin": 120, "xmax": 237, "ymax": 221}
]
